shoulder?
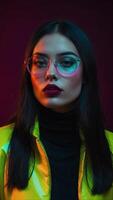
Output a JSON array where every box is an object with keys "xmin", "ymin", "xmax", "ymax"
[
  {"xmin": 0, "ymin": 123, "xmax": 14, "ymax": 153},
  {"xmin": 105, "ymin": 129, "xmax": 113, "ymax": 154}
]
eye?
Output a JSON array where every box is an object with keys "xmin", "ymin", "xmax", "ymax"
[
  {"xmin": 32, "ymin": 58, "xmax": 48, "ymax": 68},
  {"xmin": 59, "ymin": 58, "xmax": 78, "ymax": 68}
]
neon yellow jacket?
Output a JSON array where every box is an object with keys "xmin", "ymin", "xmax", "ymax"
[{"xmin": 0, "ymin": 121, "xmax": 113, "ymax": 200}]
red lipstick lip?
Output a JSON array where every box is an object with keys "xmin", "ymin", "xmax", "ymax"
[
  {"xmin": 43, "ymin": 84, "xmax": 63, "ymax": 92},
  {"xmin": 43, "ymin": 84, "xmax": 63, "ymax": 97}
]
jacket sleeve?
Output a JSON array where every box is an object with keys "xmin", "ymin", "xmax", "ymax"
[
  {"xmin": 0, "ymin": 123, "xmax": 14, "ymax": 200},
  {"xmin": 0, "ymin": 149, "xmax": 7, "ymax": 200}
]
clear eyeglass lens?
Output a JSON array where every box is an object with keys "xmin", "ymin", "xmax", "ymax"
[
  {"xmin": 28, "ymin": 56, "xmax": 49, "ymax": 75},
  {"xmin": 56, "ymin": 57, "xmax": 80, "ymax": 75}
]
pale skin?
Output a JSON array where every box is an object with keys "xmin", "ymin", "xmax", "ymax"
[{"xmin": 31, "ymin": 33, "xmax": 83, "ymax": 113}]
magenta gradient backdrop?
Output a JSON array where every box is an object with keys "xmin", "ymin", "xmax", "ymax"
[{"xmin": 0, "ymin": 0, "xmax": 113, "ymax": 130}]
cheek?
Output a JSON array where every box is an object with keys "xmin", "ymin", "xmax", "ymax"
[
  {"xmin": 31, "ymin": 76, "xmax": 41, "ymax": 98},
  {"xmin": 66, "ymin": 69, "xmax": 83, "ymax": 96},
  {"xmin": 71, "ymin": 76, "xmax": 82, "ymax": 90},
  {"xmin": 67, "ymin": 81, "xmax": 82, "ymax": 100}
]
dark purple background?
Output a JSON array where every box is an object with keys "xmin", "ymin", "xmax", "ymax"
[{"xmin": 0, "ymin": 0, "xmax": 113, "ymax": 130}]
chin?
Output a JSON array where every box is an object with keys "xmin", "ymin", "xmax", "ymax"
[{"xmin": 41, "ymin": 102, "xmax": 72, "ymax": 113}]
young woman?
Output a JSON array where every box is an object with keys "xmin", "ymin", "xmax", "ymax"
[{"xmin": 0, "ymin": 20, "xmax": 113, "ymax": 200}]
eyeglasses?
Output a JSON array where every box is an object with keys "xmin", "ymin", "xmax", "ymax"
[{"xmin": 26, "ymin": 53, "xmax": 81, "ymax": 78}]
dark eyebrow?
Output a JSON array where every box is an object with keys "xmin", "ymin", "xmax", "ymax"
[
  {"xmin": 57, "ymin": 52, "xmax": 79, "ymax": 57},
  {"xmin": 33, "ymin": 51, "xmax": 79, "ymax": 57},
  {"xmin": 33, "ymin": 52, "xmax": 48, "ymax": 58}
]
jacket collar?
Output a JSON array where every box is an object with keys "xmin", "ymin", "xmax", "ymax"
[{"xmin": 32, "ymin": 118, "xmax": 40, "ymax": 139}]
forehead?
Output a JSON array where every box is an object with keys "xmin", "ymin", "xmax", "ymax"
[{"xmin": 33, "ymin": 33, "xmax": 79, "ymax": 56}]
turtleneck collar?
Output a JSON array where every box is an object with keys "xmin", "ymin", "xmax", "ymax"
[{"xmin": 37, "ymin": 103, "xmax": 80, "ymax": 147}]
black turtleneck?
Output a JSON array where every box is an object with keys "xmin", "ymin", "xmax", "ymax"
[{"xmin": 37, "ymin": 104, "xmax": 80, "ymax": 200}]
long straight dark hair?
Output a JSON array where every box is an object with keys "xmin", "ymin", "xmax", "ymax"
[{"xmin": 7, "ymin": 20, "xmax": 113, "ymax": 194}]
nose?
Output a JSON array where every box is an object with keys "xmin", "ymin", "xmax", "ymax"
[{"xmin": 45, "ymin": 60, "xmax": 57, "ymax": 80}]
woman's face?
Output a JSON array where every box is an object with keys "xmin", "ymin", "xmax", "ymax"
[{"xmin": 30, "ymin": 33, "xmax": 83, "ymax": 112}]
